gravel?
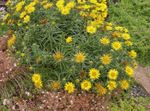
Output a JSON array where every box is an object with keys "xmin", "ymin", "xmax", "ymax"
[{"xmin": 130, "ymin": 84, "xmax": 149, "ymax": 97}]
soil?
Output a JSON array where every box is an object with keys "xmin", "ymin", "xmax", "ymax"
[
  {"xmin": 0, "ymin": 36, "xmax": 24, "ymax": 86},
  {"xmin": 4, "ymin": 90, "xmax": 114, "ymax": 111}
]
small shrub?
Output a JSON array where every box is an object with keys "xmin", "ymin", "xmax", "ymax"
[{"xmin": 1, "ymin": 0, "xmax": 137, "ymax": 95}]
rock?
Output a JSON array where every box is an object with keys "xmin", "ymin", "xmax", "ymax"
[{"xmin": 134, "ymin": 66, "xmax": 150, "ymax": 95}]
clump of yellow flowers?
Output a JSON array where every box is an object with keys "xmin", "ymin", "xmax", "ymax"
[
  {"xmin": 1, "ymin": 0, "xmax": 137, "ymax": 96},
  {"xmin": 32, "ymin": 73, "xmax": 43, "ymax": 89}
]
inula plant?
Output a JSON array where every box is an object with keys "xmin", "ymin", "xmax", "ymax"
[{"xmin": 1, "ymin": 0, "xmax": 137, "ymax": 95}]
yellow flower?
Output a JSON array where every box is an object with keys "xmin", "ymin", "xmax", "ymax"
[
  {"xmin": 100, "ymin": 54, "xmax": 112, "ymax": 65},
  {"xmin": 66, "ymin": 36, "xmax": 73, "ymax": 43},
  {"xmin": 81, "ymin": 80, "xmax": 92, "ymax": 91},
  {"xmin": 61, "ymin": 7, "xmax": 70, "ymax": 15},
  {"xmin": 120, "ymin": 80, "xmax": 129, "ymax": 90},
  {"xmin": 132, "ymin": 61, "xmax": 138, "ymax": 69},
  {"xmin": 20, "ymin": 53, "xmax": 25, "ymax": 57},
  {"xmin": 107, "ymin": 81, "xmax": 117, "ymax": 91},
  {"xmin": 56, "ymin": 0, "xmax": 64, "ymax": 10},
  {"xmin": 115, "ymin": 26, "xmax": 124, "ymax": 32},
  {"xmin": 125, "ymin": 66, "xmax": 134, "ymax": 77},
  {"xmin": 26, "ymin": 6, "xmax": 35, "ymax": 14},
  {"xmin": 3, "ymin": 13, "xmax": 10, "ymax": 21},
  {"xmin": 112, "ymin": 31, "xmax": 122, "ymax": 38},
  {"xmin": 64, "ymin": 82, "xmax": 75, "ymax": 93},
  {"xmin": 111, "ymin": 41, "xmax": 122, "ymax": 50},
  {"xmin": 100, "ymin": 37, "xmax": 110, "ymax": 45},
  {"xmin": 32, "ymin": 73, "xmax": 41, "ymax": 83},
  {"xmin": 74, "ymin": 52, "xmax": 86, "ymax": 63},
  {"xmin": 15, "ymin": 1, "xmax": 25, "ymax": 12},
  {"xmin": 41, "ymin": 0, "xmax": 48, "ymax": 5},
  {"xmin": 105, "ymin": 22, "xmax": 113, "ymax": 31},
  {"xmin": 86, "ymin": 25, "xmax": 97, "ymax": 34},
  {"xmin": 23, "ymin": 15, "xmax": 30, "ymax": 23},
  {"xmin": 105, "ymin": 26, "xmax": 112, "ymax": 31},
  {"xmin": 7, "ymin": 34, "xmax": 16, "ymax": 48},
  {"xmin": 95, "ymin": 83, "xmax": 107, "ymax": 96},
  {"xmin": 128, "ymin": 50, "xmax": 137, "ymax": 58},
  {"xmin": 34, "ymin": 81, "xmax": 43, "ymax": 89},
  {"xmin": 122, "ymin": 33, "xmax": 131, "ymax": 40},
  {"xmin": 51, "ymin": 81, "xmax": 61, "ymax": 90},
  {"xmin": 43, "ymin": 3, "xmax": 53, "ymax": 9},
  {"xmin": 66, "ymin": 1, "xmax": 75, "ymax": 9},
  {"xmin": 108, "ymin": 69, "xmax": 118, "ymax": 80},
  {"xmin": 125, "ymin": 41, "xmax": 133, "ymax": 46},
  {"xmin": 89, "ymin": 68, "xmax": 100, "ymax": 80},
  {"xmin": 20, "ymin": 11, "xmax": 26, "ymax": 19},
  {"xmin": 53, "ymin": 51, "xmax": 64, "ymax": 62}
]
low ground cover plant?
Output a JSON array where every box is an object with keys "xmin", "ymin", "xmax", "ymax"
[
  {"xmin": 0, "ymin": 0, "xmax": 137, "ymax": 96},
  {"xmin": 109, "ymin": 0, "xmax": 150, "ymax": 66}
]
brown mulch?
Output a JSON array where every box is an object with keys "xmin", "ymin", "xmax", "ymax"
[
  {"xmin": 0, "ymin": 36, "xmax": 25, "ymax": 85},
  {"xmin": 4, "ymin": 90, "xmax": 115, "ymax": 111},
  {"xmin": 0, "ymin": 36, "xmax": 15, "ymax": 83}
]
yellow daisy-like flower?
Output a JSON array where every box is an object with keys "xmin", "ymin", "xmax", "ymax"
[
  {"xmin": 104, "ymin": 22, "xmax": 113, "ymax": 31},
  {"xmin": 95, "ymin": 83, "xmax": 107, "ymax": 96},
  {"xmin": 43, "ymin": 3, "xmax": 53, "ymax": 9},
  {"xmin": 115, "ymin": 26, "xmax": 124, "ymax": 32},
  {"xmin": 34, "ymin": 81, "xmax": 43, "ymax": 89},
  {"xmin": 122, "ymin": 33, "xmax": 131, "ymax": 40},
  {"xmin": 132, "ymin": 61, "xmax": 138, "ymax": 69},
  {"xmin": 105, "ymin": 26, "xmax": 112, "ymax": 31},
  {"xmin": 23, "ymin": 15, "xmax": 30, "ymax": 23},
  {"xmin": 32, "ymin": 73, "xmax": 41, "ymax": 83},
  {"xmin": 125, "ymin": 41, "xmax": 133, "ymax": 46},
  {"xmin": 64, "ymin": 82, "xmax": 75, "ymax": 94},
  {"xmin": 20, "ymin": 11, "xmax": 26, "ymax": 19},
  {"xmin": 61, "ymin": 7, "xmax": 70, "ymax": 15},
  {"xmin": 100, "ymin": 37, "xmax": 110, "ymax": 45},
  {"xmin": 53, "ymin": 51, "xmax": 64, "ymax": 62},
  {"xmin": 81, "ymin": 80, "xmax": 92, "ymax": 91},
  {"xmin": 74, "ymin": 52, "xmax": 86, "ymax": 63},
  {"xmin": 120, "ymin": 80, "xmax": 129, "ymax": 90},
  {"xmin": 15, "ymin": 1, "xmax": 25, "ymax": 12},
  {"xmin": 125, "ymin": 66, "xmax": 134, "ymax": 77},
  {"xmin": 112, "ymin": 31, "xmax": 122, "ymax": 38},
  {"xmin": 86, "ymin": 25, "xmax": 97, "ymax": 34},
  {"xmin": 89, "ymin": 68, "xmax": 100, "ymax": 80},
  {"xmin": 100, "ymin": 54, "xmax": 112, "ymax": 65},
  {"xmin": 26, "ymin": 6, "xmax": 35, "ymax": 14},
  {"xmin": 51, "ymin": 81, "xmax": 61, "ymax": 90},
  {"xmin": 7, "ymin": 34, "xmax": 16, "ymax": 48},
  {"xmin": 66, "ymin": 36, "xmax": 73, "ymax": 43},
  {"xmin": 107, "ymin": 81, "xmax": 117, "ymax": 91},
  {"xmin": 108, "ymin": 69, "xmax": 118, "ymax": 80},
  {"xmin": 128, "ymin": 50, "xmax": 137, "ymax": 58},
  {"xmin": 111, "ymin": 41, "xmax": 122, "ymax": 50}
]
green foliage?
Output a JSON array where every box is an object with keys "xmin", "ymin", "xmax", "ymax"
[
  {"xmin": 1, "ymin": 0, "xmax": 136, "ymax": 94},
  {"xmin": 0, "ymin": 105, "xmax": 9, "ymax": 111},
  {"xmin": 109, "ymin": 93, "xmax": 150, "ymax": 111},
  {"xmin": 109, "ymin": 0, "xmax": 150, "ymax": 66}
]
